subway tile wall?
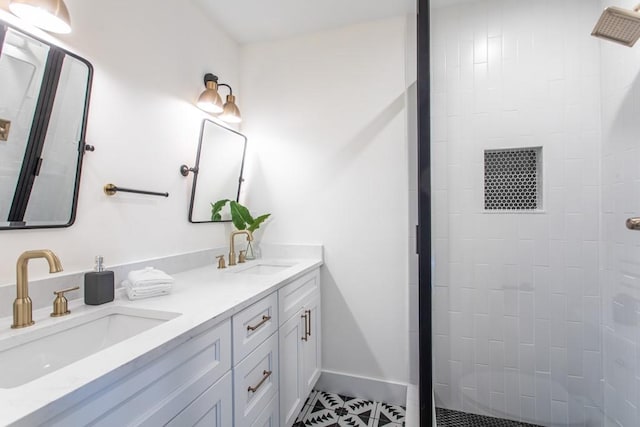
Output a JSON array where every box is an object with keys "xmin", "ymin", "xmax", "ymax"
[
  {"xmin": 599, "ymin": 1, "xmax": 640, "ymax": 426},
  {"xmin": 430, "ymin": 0, "xmax": 604, "ymax": 425}
]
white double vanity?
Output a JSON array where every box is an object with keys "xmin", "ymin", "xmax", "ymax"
[{"xmin": 0, "ymin": 247, "xmax": 323, "ymax": 427}]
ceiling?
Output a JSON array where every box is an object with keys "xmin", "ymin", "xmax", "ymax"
[{"xmin": 195, "ymin": 0, "xmax": 416, "ymax": 44}]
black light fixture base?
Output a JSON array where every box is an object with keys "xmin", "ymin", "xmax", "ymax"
[{"xmin": 203, "ymin": 73, "xmax": 219, "ymax": 86}]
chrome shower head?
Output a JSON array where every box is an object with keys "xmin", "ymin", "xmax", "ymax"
[{"xmin": 592, "ymin": 4, "xmax": 640, "ymax": 47}]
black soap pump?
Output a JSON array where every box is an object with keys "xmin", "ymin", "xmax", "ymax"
[{"xmin": 84, "ymin": 256, "xmax": 114, "ymax": 305}]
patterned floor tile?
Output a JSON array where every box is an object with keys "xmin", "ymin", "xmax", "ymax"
[
  {"xmin": 296, "ymin": 404, "xmax": 312, "ymax": 423},
  {"xmin": 298, "ymin": 409, "xmax": 340, "ymax": 426},
  {"xmin": 374, "ymin": 403, "xmax": 406, "ymax": 425},
  {"xmin": 372, "ymin": 422, "xmax": 402, "ymax": 427},
  {"xmin": 308, "ymin": 391, "xmax": 348, "ymax": 413},
  {"xmin": 337, "ymin": 413, "xmax": 376, "ymax": 426},
  {"xmin": 342, "ymin": 396, "xmax": 378, "ymax": 419},
  {"xmin": 296, "ymin": 391, "xmax": 407, "ymax": 427}
]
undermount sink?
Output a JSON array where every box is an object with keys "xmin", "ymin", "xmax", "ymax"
[
  {"xmin": 231, "ymin": 262, "xmax": 295, "ymax": 275},
  {"xmin": 0, "ymin": 306, "xmax": 180, "ymax": 388}
]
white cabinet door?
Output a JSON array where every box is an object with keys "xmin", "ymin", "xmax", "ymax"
[
  {"xmin": 301, "ymin": 293, "xmax": 321, "ymax": 394},
  {"xmin": 251, "ymin": 393, "xmax": 280, "ymax": 427},
  {"xmin": 279, "ymin": 309, "xmax": 305, "ymax": 427},
  {"xmin": 166, "ymin": 371, "xmax": 233, "ymax": 427}
]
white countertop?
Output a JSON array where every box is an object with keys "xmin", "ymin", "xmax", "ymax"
[{"xmin": 0, "ymin": 256, "xmax": 323, "ymax": 426}]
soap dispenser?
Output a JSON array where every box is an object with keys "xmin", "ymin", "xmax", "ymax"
[{"xmin": 84, "ymin": 256, "xmax": 114, "ymax": 305}]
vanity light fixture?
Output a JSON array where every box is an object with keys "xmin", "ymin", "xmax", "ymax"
[
  {"xmin": 196, "ymin": 73, "xmax": 242, "ymax": 123},
  {"xmin": 9, "ymin": 0, "xmax": 72, "ymax": 34},
  {"xmin": 196, "ymin": 73, "xmax": 224, "ymax": 114},
  {"xmin": 219, "ymin": 94, "xmax": 242, "ymax": 124}
]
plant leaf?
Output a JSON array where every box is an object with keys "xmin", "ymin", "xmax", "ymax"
[
  {"xmin": 247, "ymin": 214, "xmax": 271, "ymax": 232},
  {"xmin": 210, "ymin": 199, "xmax": 230, "ymax": 221},
  {"xmin": 235, "ymin": 202, "xmax": 255, "ymax": 224},
  {"xmin": 229, "ymin": 201, "xmax": 250, "ymax": 230},
  {"xmin": 229, "ymin": 201, "xmax": 254, "ymax": 230}
]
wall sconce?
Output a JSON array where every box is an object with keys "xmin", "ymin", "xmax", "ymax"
[
  {"xmin": 196, "ymin": 73, "xmax": 242, "ymax": 123},
  {"xmin": 9, "ymin": 0, "xmax": 72, "ymax": 34}
]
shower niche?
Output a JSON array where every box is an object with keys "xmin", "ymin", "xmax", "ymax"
[{"xmin": 484, "ymin": 147, "xmax": 542, "ymax": 212}]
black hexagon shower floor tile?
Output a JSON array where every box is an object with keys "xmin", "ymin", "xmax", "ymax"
[{"xmin": 435, "ymin": 408, "xmax": 544, "ymax": 427}]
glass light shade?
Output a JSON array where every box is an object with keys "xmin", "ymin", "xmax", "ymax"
[
  {"xmin": 196, "ymin": 81, "xmax": 223, "ymax": 114},
  {"xmin": 219, "ymin": 95, "xmax": 242, "ymax": 123},
  {"xmin": 9, "ymin": 0, "xmax": 72, "ymax": 34}
]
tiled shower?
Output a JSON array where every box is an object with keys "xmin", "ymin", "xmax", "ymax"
[{"xmin": 430, "ymin": 0, "xmax": 640, "ymax": 426}]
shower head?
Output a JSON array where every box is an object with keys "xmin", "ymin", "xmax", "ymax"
[{"xmin": 592, "ymin": 4, "xmax": 640, "ymax": 47}]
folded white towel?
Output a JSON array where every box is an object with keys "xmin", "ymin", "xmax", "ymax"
[
  {"xmin": 123, "ymin": 280, "xmax": 172, "ymax": 300},
  {"xmin": 127, "ymin": 267, "xmax": 174, "ymax": 288}
]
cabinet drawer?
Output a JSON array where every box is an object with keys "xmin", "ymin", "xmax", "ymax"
[
  {"xmin": 234, "ymin": 332, "xmax": 279, "ymax": 427},
  {"xmin": 278, "ymin": 269, "xmax": 320, "ymax": 325},
  {"xmin": 45, "ymin": 319, "xmax": 231, "ymax": 426},
  {"xmin": 233, "ymin": 292, "xmax": 278, "ymax": 364},
  {"xmin": 166, "ymin": 371, "xmax": 232, "ymax": 427},
  {"xmin": 252, "ymin": 393, "xmax": 280, "ymax": 427}
]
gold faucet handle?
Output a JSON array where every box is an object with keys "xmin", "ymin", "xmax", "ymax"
[
  {"xmin": 238, "ymin": 250, "xmax": 247, "ymax": 263},
  {"xmin": 216, "ymin": 255, "xmax": 226, "ymax": 269},
  {"xmin": 51, "ymin": 286, "xmax": 79, "ymax": 317}
]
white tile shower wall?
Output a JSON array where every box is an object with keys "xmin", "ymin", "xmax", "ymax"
[
  {"xmin": 431, "ymin": 1, "xmax": 603, "ymax": 425},
  {"xmin": 599, "ymin": 1, "xmax": 640, "ymax": 426}
]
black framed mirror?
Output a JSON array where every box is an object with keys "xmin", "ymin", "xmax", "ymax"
[
  {"xmin": 187, "ymin": 119, "xmax": 247, "ymax": 223},
  {"xmin": 0, "ymin": 21, "xmax": 93, "ymax": 230}
]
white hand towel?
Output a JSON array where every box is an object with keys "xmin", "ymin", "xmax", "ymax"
[
  {"xmin": 123, "ymin": 280, "xmax": 172, "ymax": 300},
  {"xmin": 127, "ymin": 267, "xmax": 175, "ymax": 288}
]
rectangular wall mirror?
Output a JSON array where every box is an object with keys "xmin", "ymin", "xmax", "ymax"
[
  {"xmin": 0, "ymin": 21, "xmax": 93, "ymax": 230},
  {"xmin": 187, "ymin": 119, "xmax": 247, "ymax": 223}
]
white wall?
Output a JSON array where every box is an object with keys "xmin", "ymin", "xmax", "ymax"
[
  {"xmin": 405, "ymin": 13, "xmax": 419, "ymax": 386},
  {"xmin": 240, "ymin": 17, "xmax": 412, "ymax": 384},
  {"xmin": 0, "ymin": 0, "xmax": 240, "ymax": 285},
  {"xmin": 599, "ymin": 1, "xmax": 640, "ymax": 426},
  {"xmin": 431, "ymin": 1, "xmax": 604, "ymax": 425}
]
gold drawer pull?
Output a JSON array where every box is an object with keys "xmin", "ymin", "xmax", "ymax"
[
  {"xmin": 247, "ymin": 315, "xmax": 271, "ymax": 331},
  {"xmin": 306, "ymin": 309, "xmax": 311, "ymax": 338},
  {"xmin": 301, "ymin": 312, "xmax": 308, "ymax": 341},
  {"xmin": 248, "ymin": 370, "xmax": 272, "ymax": 393}
]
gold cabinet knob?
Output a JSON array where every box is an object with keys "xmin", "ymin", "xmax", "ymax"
[{"xmin": 51, "ymin": 286, "xmax": 79, "ymax": 317}]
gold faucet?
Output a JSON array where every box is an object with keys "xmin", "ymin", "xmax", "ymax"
[
  {"xmin": 229, "ymin": 230, "xmax": 253, "ymax": 266},
  {"xmin": 12, "ymin": 250, "xmax": 63, "ymax": 329}
]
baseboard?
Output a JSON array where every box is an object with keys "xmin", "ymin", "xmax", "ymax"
[
  {"xmin": 314, "ymin": 370, "xmax": 408, "ymax": 407},
  {"xmin": 405, "ymin": 383, "xmax": 420, "ymax": 427}
]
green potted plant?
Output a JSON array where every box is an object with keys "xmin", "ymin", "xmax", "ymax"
[{"xmin": 211, "ymin": 199, "xmax": 271, "ymax": 259}]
